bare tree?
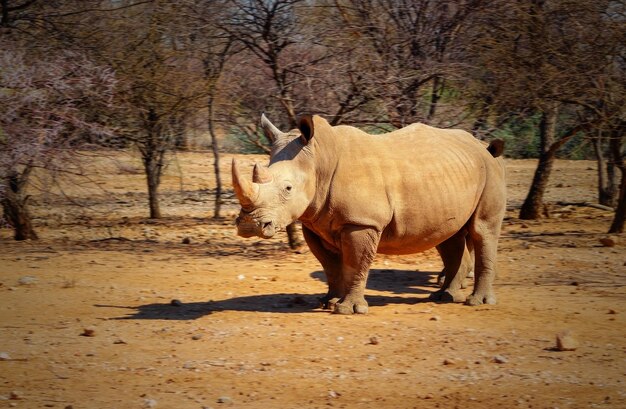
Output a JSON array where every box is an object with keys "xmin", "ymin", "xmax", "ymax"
[{"xmin": 0, "ymin": 46, "xmax": 115, "ymax": 240}]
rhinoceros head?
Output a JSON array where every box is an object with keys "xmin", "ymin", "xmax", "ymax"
[{"xmin": 232, "ymin": 114, "xmax": 316, "ymax": 238}]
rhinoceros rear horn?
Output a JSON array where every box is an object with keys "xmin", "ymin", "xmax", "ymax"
[
  {"xmin": 231, "ymin": 159, "xmax": 259, "ymax": 209},
  {"xmin": 253, "ymin": 163, "xmax": 273, "ymax": 184},
  {"xmin": 487, "ymin": 139, "xmax": 505, "ymax": 158},
  {"xmin": 298, "ymin": 114, "xmax": 314, "ymax": 144},
  {"xmin": 260, "ymin": 113, "xmax": 282, "ymax": 143}
]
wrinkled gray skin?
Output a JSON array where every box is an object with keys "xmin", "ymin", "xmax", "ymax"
[{"xmin": 233, "ymin": 114, "xmax": 506, "ymax": 314}]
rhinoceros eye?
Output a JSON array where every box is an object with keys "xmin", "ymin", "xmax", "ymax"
[{"xmin": 285, "ymin": 185, "xmax": 293, "ymax": 192}]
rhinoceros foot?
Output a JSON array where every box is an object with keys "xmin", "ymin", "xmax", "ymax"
[
  {"xmin": 429, "ymin": 289, "xmax": 465, "ymax": 303},
  {"xmin": 333, "ymin": 296, "xmax": 369, "ymax": 315},
  {"xmin": 318, "ymin": 296, "xmax": 340, "ymax": 310},
  {"xmin": 465, "ymin": 292, "xmax": 496, "ymax": 306}
]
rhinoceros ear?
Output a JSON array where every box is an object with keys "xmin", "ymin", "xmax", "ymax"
[
  {"xmin": 298, "ymin": 114, "xmax": 314, "ymax": 145},
  {"xmin": 260, "ymin": 113, "xmax": 282, "ymax": 144}
]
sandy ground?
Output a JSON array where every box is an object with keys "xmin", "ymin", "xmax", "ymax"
[{"xmin": 0, "ymin": 152, "xmax": 624, "ymax": 409}]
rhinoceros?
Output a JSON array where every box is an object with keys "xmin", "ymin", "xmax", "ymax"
[{"xmin": 232, "ymin": 114, "xmax": 506, "ymax": 314}]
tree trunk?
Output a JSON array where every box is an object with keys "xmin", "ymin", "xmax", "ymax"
[
  {"xmin": 519, "ymin": 105, "xmax": 558, "ymax": 219},
  {"xmin": 1, "ymin": 172, "xmax": 38, "ymax": 240},
  {"xmin": 608, "ymin": 126, "xmax": 625, "ymax": 233},
  {"xmin": 286, "ymin": 222, "xmax": 303, "ymax": 250},
  {"xmin": 593, "ymin": 133, "xmax": 618, "ymax": 207},
  {"xmin": 609, "ymin": 168, "xmax": 626, "ymax": 233},
  {"xmin": 426, "ymin": 76, "xmax": 442, "ymax": 123},
  {"xmin": 519, "ymin": 150, "xmax": 557, "ymax": 219},
  {"xmin": 207, "ymin": 95, "xmax": 222, "ymax": 219},
  {"xmin": 143, "ymin": 150, "xmax": 163, "ymax": 219}
]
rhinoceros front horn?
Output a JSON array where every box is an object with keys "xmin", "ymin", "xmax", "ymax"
[{"xmin": 232, "ymin": 159, "xmax": 259, "ymax": 209}]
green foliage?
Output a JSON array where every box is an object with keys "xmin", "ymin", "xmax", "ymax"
[{"xmin": 493, "ymin": 116, "xmax": 540, "ymax": 159}]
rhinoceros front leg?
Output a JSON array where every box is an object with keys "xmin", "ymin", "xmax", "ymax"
[
  {"xmin": 430, "ymin": 232, "xmax": 468, "ymax": 303},
  {"xmin": 302, "ymin": 225, "xmax": 344, "ymax": 309},
  {"xmin": 334, "ymin": 226, "xmax": 380, "ymax": 315}
]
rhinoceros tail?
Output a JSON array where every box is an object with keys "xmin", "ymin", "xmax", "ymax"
[{"xmin": 487, "ymin": 139, "xmax": 505, "ymax": 158}]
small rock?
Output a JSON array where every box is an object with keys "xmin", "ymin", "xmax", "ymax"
[
  {"xmin": 443, "ymin": 358, "xmax": 455, "ymax": 365},
  {"xmin": 18, "ymin": 276, "xmax": 37, "ymax": 286},
  {"xmin": 170, "ymin": 299, "xmax": 183, "ymax": 307},
  {"xmin": 113, "ymin": 339, "xmax": 127, "ymax": 344},
  {"xmin": 608, "ymin": 309, "xmax": 617, "ymax": 315},
  {"xmin": 493, "ymin": 355, "xmax": 508, "ymax": 364},
  {"xmin": 143, "ymin": 398, "xmax": 157, "ymax": 408},
  {"xmin": 181, "ymin": 237, "xmax": 191, "ymax": 244},
  {"xmin": 217, "ymin": 396, "xmax": 233, "ymax": 404},
  {"xmin": 81, "ymin": 328, "xmax": 96, "ymax": 337},
  {"xmin": 599, "ymin": 237, "xmax": 617, "ymax": 247},
  {"xmin": 9, "ymin": 391, "xmax": 21, "ymax": 400},
  {"xmin": 191, "ymin": 334, "xmax": 203, "ymax": 340},
  {"xmin": 430, "ymin": 315, "xmax": 441, "ymax": 321},
  {"xmin": 237, "ymin": 274, "xmax": 245, "ymax": 280},
  {"xmin": 328, "ymin": 390, "xmax": 340, "ymax": 399},
  {"xmin": 556, "ymin": 330, "xmax": 579, "ymax": 351},
  {"xmin": 368, "ymin": 336, "xmax": 379, "ymax": 345},
  {"xmin": 0, "ymin": 352, "xmax": 10, "ymax": 361}
]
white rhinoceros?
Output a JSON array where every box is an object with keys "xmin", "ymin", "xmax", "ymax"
[{"xmin": 232, "ymin": 114, "xmax": 506, "ymax": 314}]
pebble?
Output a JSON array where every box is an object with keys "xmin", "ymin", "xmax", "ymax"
[
  {"xmin": 181, "ymin": 237, "xmax": 191, "ymax": 244},
  {"xmin": 192, "ymin": 334, "xmax": 203, "ymax": 340},
  {"xmin": 556, "ymin": 330, "xmax": 579, "ymax": 351},
  {"xmin": 493, "ymin": 355, "xmax": 508, "ymax": 364},
  {"xmin": 599, "ymin": 237, "xmax": 617, "ymax": 247},
  {"xmin": 170, "ymin": 299, "xmax": 183, "ymax": 307},
  {"xmin": 217, "ymin": 396, "xmax": 233, "ymax": 404},
  {"xmin": 143, "ymin": 398, "xmax": 157, "ymax": 408},
  {"xmin": 18, "ymin": 276, "xmax": 37, "ymax": 286},
  {"xmin": 9, "ymin": 391, "xmax": 21, "ymax": 400},
  {"xmin": 0, "ymin": 352, "xmax": 10, "ymax": 361},
  {"xmin": 368, "ymin": 336, "xmax": 379, "ymax": 345},
  {"xmin": 608, "ymin": 309, "xmax": 617, "ymax": 315},
  {"xmin": 430, "ymin": 316, "xmax": 441, "ymax": 321},
  {"xmin": 81, "ymin": 328, "xmax": 96, "ymax": 337},
  {"xmin": 328, "ymin": 390, "xmax": 340, "ymax": 399}
]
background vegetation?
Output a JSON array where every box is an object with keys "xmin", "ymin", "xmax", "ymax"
[{"xmin": 1, "ymin": 0, "xmax": 625, "ymax": 243}]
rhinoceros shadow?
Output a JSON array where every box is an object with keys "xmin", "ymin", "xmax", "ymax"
[
  {"xmin": 98, "ymin": 269, "xmax": 439, "ymax": 320},
  {"xmin": 310, "ymin": 268, "xmax": 438, "ymax": 295}
]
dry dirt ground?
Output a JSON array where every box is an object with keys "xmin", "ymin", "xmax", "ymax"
[{"xmin": 1, "ymin": 152, "xmax": 624, "ymax": 409}]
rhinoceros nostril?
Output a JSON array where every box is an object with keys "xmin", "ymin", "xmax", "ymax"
[{"xmin": 263, "ymin": 221, "xmax": 272, "ymax": 230}]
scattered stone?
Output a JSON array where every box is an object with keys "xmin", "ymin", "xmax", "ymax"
[
  {"xmin": 570, "ymin": 281, "xmax": 579, "ymax": 286},
  {"xmin": 556, "ymin": 330, "xmax": 579, "ymax": 351},
  {"xmin": 192, "ymin": 334, "xmax": 203, "ymax": 341},
  {"xmin": 9, "ymin": 391, "xmax": 21, "ymax": 400},
  {"xmin": 18, "ymin": 276, "xmax": 37, "ymax": 286},
  {"xmin": 328, "ymin": 390, "xmax": 340, "ymax": 399},
  {"xmin": 65, "ymin": 406, "xmax": 74, "ymax": 409},
  {"xmin": 181, "ymin": 237, "xmax": 191, "ymax": 244},
  {"xmin": 81, "ymin": 328, "xmax": 96, "ymax": 337},
  {"xmin": 170, "ymin": 299, "xmax": 183, "ymax": 307},
  {"xmin": 237, "ymin": 274, "xmax": 246, "ymax": 280},
  {"xmin": 430, "ymin": 316, "xmax": 441, "ymax": 321},
  {"xmin": 113, "ymin": 339, "xmax": 127, "ymax": 344},
  {"xmin": 493, "ymin": 355, "xmax": 508, "ymax": 364},
  {"xmin": 217, "ymin": 396, "xmax": 233, "ymax": 404},
  {"xmin": 608, "ymin": 309, "xmax": 617, "ymax": 315},
  {"xmin": 143, "ymin": 398, "xmax": 157, "ymax": 408},
  {"xmin": 368, "ymin": 336, "xmax": 379, "ymax": 345},
  {"xmin": 599, "ymin": 237, "xmax": 617, "ymax": 247},
  {"xmin": 0, "ymin": 352, "xmax": 10, "ymax": 361},
  {"xmin": 443, "ymin": 358, "xmax": 455, "ymax": 365}
]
